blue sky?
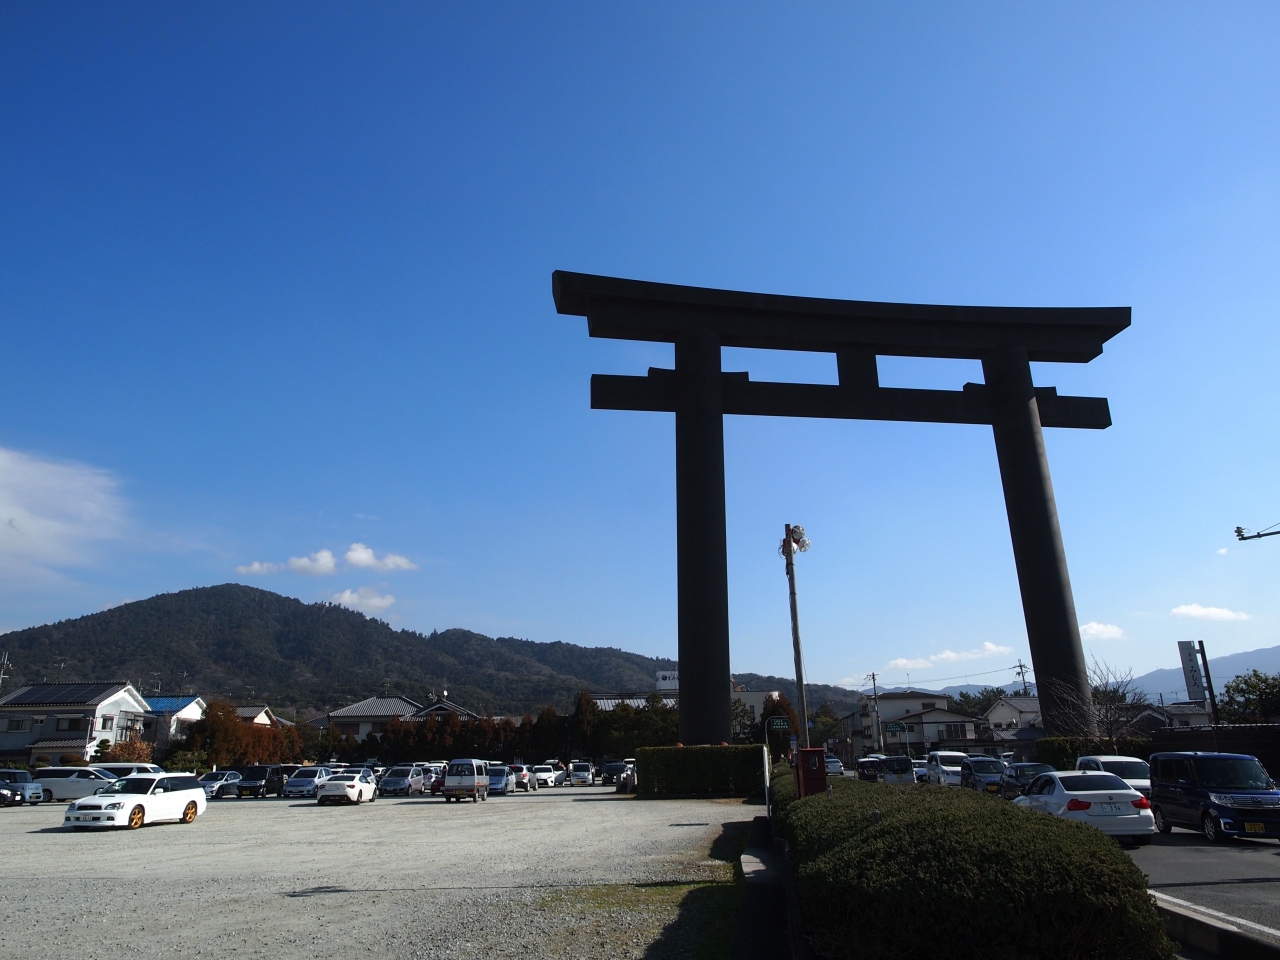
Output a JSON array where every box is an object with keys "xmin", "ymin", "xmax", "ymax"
[{"xmin": 2, "ymin": 5, "xmax": 1278, "ymax": 696}]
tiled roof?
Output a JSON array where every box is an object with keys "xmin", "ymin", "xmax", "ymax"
[
  {"xmin": 410, "ymin": 697, "xmax": 480, "ymax": 720},
  {"xmin": 329, "ymin": 697, "xmax": 423, "ymax": 719},
  {"xmin": 145, "ymin": 696, "xmax": 202, "ymax": 714},
  {"xmin": 0, "ymin": 682, "xmax": 131, "ymax": 708},
  {"xmin": 27, "ymin": 738, "xmax": 95, "ymax": 750}
]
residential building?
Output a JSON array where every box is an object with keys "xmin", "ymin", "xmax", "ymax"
[
  {"xmin": 879, "ymin": 707, "xmax": 980, "ymax": 757},
  {"xmin": 318, "ymin": 697, "xmax": 424, "ymax": 739},
  {"xmin": 839, "ymin": 690, "xmax": 954, "ymax": 761},
  {"xmin": 0, "ymin": 681, "xmax": 151, "ymax": 765},
  {"xmin": 235, "ymin": 705, "xmax": 292, "ymax": 727},
  {"xmin": 143, "ymin": 695, "xmax": 207, "ymax": 755}
]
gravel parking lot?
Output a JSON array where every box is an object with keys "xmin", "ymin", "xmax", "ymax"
[{"xmin": 0, "ymin": 785, "xmax": 752, "ymax": 960}]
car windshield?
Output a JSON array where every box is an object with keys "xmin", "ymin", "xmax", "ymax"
[
  {"xmin": 0, "ymin": 771, "xmax": 33, "ymax": 783},
  {"xmin": 533, "ymin": 766, "xmax": 552, "ymax": 773},
  {"xmin": 330, "ymin": 775, "xmax": 356, "ymax": 782},
  {"xmin": 1014, "ymin": 764, "xmax": 1053, "ymax": 778},
  {"xmin": 490, "ymin": 767, "xmax": 508, "ymax": 776},
  {"xmin": 388, "ymin": 767, "xmax": 412, "ymax": 777},
  {"xmin": 1058, "ymin": 774, "xmax": 1130, "ymax": 792},
  {"xmin": 606, "ymin": 763, "xmax": 627, "ymax": 772},
  {"xmin": 1193, "ymin": 757, "xmax": 1273, "ymax": 790},
  {"xmin": 103, "ymin": 778, "xmax": 158, "ymax": 794},
  {"xmin": 242, "ymin": 767, "xmax": 269, "ymax": 779},
  {"xmin": 970, "ymin": 760, "xmax": 1004, "ymax": 774},
  {"xmin": 448, "ymin": 763, "xmax": 474, "ymax": 776},
  {"xmin": 292, "ymin": 769, "xmax": 319, "ymax": 779},
  {"xmin": 198, "ymin": 772, "xmax": 223, "ymax": 781},
  {"xmin": 882, "ymin": 758, "xmax": 912, "ymax": 773},
  {"xmin": 857, "ymin": 760, "xmax": 878, "ymax": 770},
  {"xmin": 937, "ymin": 756, "xmax": 966, "ymax": 769},
  {"xmin": 572, "ymin": 763, "xmax": 590, "ymax": 772},
  {"xmin": 1100, "ymin": 761, "xmax": 1150, "ymax": 780}
]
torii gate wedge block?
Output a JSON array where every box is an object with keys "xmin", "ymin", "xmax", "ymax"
[{"xmin": 553, "ymin": 271, "xmax": 1129, "ymax": 743}]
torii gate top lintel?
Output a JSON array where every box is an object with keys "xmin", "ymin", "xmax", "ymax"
[{"xmin": 553, "ymin": 269, "xmax": 1130, "ymax": 363}]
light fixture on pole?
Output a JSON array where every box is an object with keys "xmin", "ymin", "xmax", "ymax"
[{"xmin": 780, "ymin": 524, "xmax": 812, "ymax": 749}]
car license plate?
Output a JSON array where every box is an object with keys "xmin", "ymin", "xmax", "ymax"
[
  {"xmin": 1100, "ymin": 802, "xmax": 1124, "ymax": 814},
  {"xmin": 1245, "ymin": 822, "xmax": 1265, "ymax": 833},
  {"xmin": 986, "ymin": 785, "xmax": 998, "ymax": 792}
]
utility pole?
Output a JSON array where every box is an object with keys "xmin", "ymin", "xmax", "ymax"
[
  {"xmin": 781, "ymin": 524, "xmax": 812, "ymax": 749},
  {"xmin": 1197, "ymin": 641, "xmax": 1220, "ymax": 725},
  {"xmin": 865, "ymin": 671, "xmax": 883, "ymax": 753},
  {"xmin": 1015, "ymin": 660, "xmax": 1031, "ymax": 696},
  {"xmin": 0, "ymin": 652, "xmax": 10, "ymax": 695}
]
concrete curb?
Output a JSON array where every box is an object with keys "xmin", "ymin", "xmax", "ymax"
[{"xmin": 1157, "ymin": 901, "xmax": 1280, "ymax": 960}]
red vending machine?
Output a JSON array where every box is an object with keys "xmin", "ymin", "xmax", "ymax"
[{"xmin": 795, "ymin": 747, "xmax": 829, "ymax": 799}]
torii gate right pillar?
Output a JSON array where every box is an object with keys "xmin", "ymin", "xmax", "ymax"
[{"xmin": 984, "ymin": 348, "xmax": 1095, "ymax": 735}]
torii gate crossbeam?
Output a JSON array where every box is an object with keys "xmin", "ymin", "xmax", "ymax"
[{"xmin": 554, "ymin": 271, "xmax": 1129, "ymax": 744}]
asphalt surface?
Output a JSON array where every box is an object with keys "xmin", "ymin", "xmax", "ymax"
[
  {"xmin": 0, "ymin": 784, "xmax": 752, "ymax": 960},
  {"xmin": 1127, "ymin": 826, "xmax": 1280, "ymax": 944}
]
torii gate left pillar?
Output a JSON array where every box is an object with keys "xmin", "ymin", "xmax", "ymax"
[{"xmin": 554, "ymin": 270, "xmax": 1129, "ymax": 745}]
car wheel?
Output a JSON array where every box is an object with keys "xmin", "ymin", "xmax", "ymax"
[
  {"xmin": 1203, "ymin": 813, "xmax": 1231, "ymax": 843},
  {"xmin": 370, "ymin": 790, "xmax": 377, "ymax": 802},
  {"xmin": 318, "ymin": 797, "xmax": 326, "ymax": 806},
  {"xmin": 44, "ymin": 790, "xmax": 54, "ymax": 803},
  {"xmin": 181, "ymin": 801, "xmax": 198, "ymax": 824},
  {"xmin": 128, "ymin": 805, "xmax": 145, "ymax": 829},
  {"xmin": 355, "ymin": 791, "xmax": 363, "ymax": 804},
  {"xmin": 1153, "ymin": 807, "xmax": 1171, "ymax": 834}
]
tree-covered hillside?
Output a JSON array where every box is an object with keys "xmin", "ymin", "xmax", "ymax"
[{"xmin": 0, "ymin": 584, "xmax": 676, "ymax": 715}]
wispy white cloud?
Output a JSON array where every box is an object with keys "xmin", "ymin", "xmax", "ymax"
[
  {"xmin": 345, "ymin": 542, "xmax": 418, "ymax": 571},
  {"xmin": 289, "ymin": 549, "xmax": 338, "ymax": 576},
  {"xmin": 1080, "ymin": 621, "xmax": 1127, "ymax": 641},
  {"xmin": 0, "ymin": 446, "xmax": 126, "ymax": 575},
  {"xmin": 1171, "ymin": 603, "xmax": 1249, "ymax": 621},
  {"xmin": 885, "ymin": 642, "xmax": 1012, "ymax": 671},
  {"xmin": 330, "ymin": 587, "xmax": 394, "ymax": 613},
  {"xmin": 1216, "ymin": 548, "xmax": 1228, "ymax": 556},
  {"xmin": 236, "ymin": 560, "xmax": 283, "ymax": 575}
]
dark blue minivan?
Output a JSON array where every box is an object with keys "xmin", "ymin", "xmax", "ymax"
[{"xmin": 1149, "ymin": 752, "xmax": 1280, "ymax": 842}]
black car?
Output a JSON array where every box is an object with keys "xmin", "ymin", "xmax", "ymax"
[
  {"xmin": 856, "ymin": 758, "xmax": 881, "ymax": 782},
  {"xmin": 960, "ymin": 757, "xmax": 1007, "ymax": 794},
  {"xmin": 998, "ymin": 762, "xmax": 1054, "ymax": 800},
  {"xmin": 236, "ymin": 765, "xmax": 286, "ymax": 798},
  {"xmin": 601, "ymin": 761, "xmax": 628, "ymax": 785}
]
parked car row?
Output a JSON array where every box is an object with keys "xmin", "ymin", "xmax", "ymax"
[{"xmin": 840, "ymin": 749, "xmax": 1280, "ymax": 847}]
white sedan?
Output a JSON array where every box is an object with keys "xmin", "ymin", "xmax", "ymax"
[
  {"xmin": 1013, "ymin": 770, "xmax": 1155, "ymax": 845},
  {"xmin": 825, "ymin": 756, "xmax": 845, "ymax": 776},
  {"xmin": 64, "ymin": 774, "xmax": 206, "ymax": 830},
  {"xmin": 317, "ymin": 771, "xmax": 378, "ymax": 805},
  {"xmin": 532, "ymin": 764, "xmax": 558, "ymax": 788}
]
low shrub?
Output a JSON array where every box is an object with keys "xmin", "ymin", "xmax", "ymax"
[
  {"xmin": 636, "ymin": 745, "xmax": 767, "ymax": 795},
  {"xmin": 775, "ymin": 776, "xmax": 1173, "ymax": 960},
  {"xmin": 1036, "ymin": 736, "xmax": 1153, "ymax": 771}
]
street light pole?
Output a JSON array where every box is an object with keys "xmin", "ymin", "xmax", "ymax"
[{"xmin": 782, "ymin": 524, "xmax": 812, "ymax": 750}]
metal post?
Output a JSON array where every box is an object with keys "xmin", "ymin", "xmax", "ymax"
[
  {"xmin": 675, "ymin": 327, "xmax": 732, "ymax": 745},
  {"xmin": 784, "ymin": 524, "xmax": 810, "ymax": 749},
  {"xmin": 1198, "ymin": 641, "xmax": 1220, "ymax": 725},
  {"xmin": 983, "ymin": 348, "xmax": 1094, "ymax": 736}
]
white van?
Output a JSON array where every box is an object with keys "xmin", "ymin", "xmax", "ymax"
[
  {"xmin": 927, "ymin": 751, "xmax": 967, "ymax": 786},
  {"xmin": 443, "ymin": 759, "xmax": 488, "ymax": 803},
  {"xmin": 33, "ymin": 766, "xmax": 117, "ymax": 801}
]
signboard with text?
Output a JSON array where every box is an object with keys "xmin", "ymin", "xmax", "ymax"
[{"xmin": 1178, "ymin": 641, "xmax": 1206, "ymax": 702}]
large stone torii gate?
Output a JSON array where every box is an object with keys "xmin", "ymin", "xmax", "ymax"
[{"xmin": 554, "ymin": 270, "xmax": 1129, "ymax": 744}]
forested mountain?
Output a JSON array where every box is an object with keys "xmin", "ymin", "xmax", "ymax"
[
  {"xmin": 0, "ymin": 585, "xmax": 675, "ymax": 716},
  {"xmin": 733, "ymin": 672, "xmax": 860, "ymax": 717}
]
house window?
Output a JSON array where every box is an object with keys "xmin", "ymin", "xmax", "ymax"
[
  {"xmin": 862, "ymin": 727, "xmax": 872, "ymax": 737},
  {"xmin": 333, "ymin": 723, "xmax": 360, "ymax": 737},
  {"xmin": 0, "ymin": 717, "xmax": 25, "ymax": 732},
  {"xmin": 922, "ymin": 702, "xmax": 936, "ymax": 710},
  {"xmin": 907, "ymin": 724, "xmax": 915, "ymax": 732},
  {"xmin": 55, "ymin": 718, "xmax": 87, "ymax": 732},
  {"xmin": 100, "ymin": 716, "xmax": 114, "ymax": 731},
  {"xmin": 371, "ymin": 723, "xmax": 387, "ymax": 735},
  {"xmin": 943, "ymin": 723, "xmax": 969, "ymax": 740}
]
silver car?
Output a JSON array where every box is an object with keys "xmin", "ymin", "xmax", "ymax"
[
  {"xmin": 283, "ymin": 767, "xmax": 333, "ymax": 798},
  {"xmin": 378, "ymin": 766, "xmax": 425, "ymax": 796},
  {"xmin": 197, "ymin": 770, "xmax": 242, "ymax": 799},
  {"xmin": 0, "ymin": 769, "xmax": 44, "ymax": 804}
]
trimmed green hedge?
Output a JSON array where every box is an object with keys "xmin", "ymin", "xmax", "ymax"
[
  {"xmin": 635, "ymin": 745, "xmax": 767, "ymax": 795},
  {"xmin": 1036, "ymin": 736, "xmax": 1153, "ymax": 771},
  {"xmin": 773, "ymin": 771, "xmax": 1173, "ymax": 960}
]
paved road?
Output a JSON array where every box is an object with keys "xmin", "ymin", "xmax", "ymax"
[
  {"xmin": 1127, "ymin": 827, "xmax": 1280, "ymax": 943},
  {"xmin": 0, "ymin": 785, "xmax": 752, "ymax": 960}
]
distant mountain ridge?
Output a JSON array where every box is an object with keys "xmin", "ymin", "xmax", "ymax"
[
  {"xmin": 0, "ymin": 584, "xmax": 676, "ymax": 715},
  {"xmin": 1131, "ymin": 645, "xmax": 1280, "ymax": 702}
]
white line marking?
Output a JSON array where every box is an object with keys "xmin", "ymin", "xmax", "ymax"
[{"xmin": 1151, "ymin": 890, "xmax": 1280, "ymax": 940}]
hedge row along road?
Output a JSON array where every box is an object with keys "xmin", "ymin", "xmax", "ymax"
[{"xmin": 773, "ymin": 770, "xmax": 1176, "ymax": 960}]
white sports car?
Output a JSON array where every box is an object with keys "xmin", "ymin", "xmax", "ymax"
[
  {"xmin": 317, "ymin": 771, "xmax": 378, "ymax": 805},
  {"xmin": 64, "ymin": 774, "xmax": 206, "ymax": 830}
]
